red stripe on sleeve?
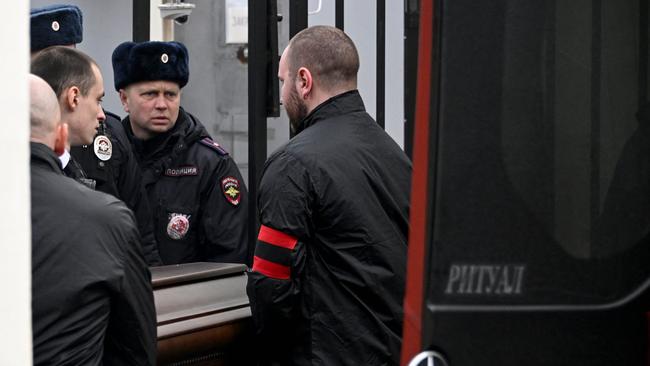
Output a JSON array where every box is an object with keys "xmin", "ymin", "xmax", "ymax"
[
  {"xmin": 252, "ymin": 256, "xmax": 290, "ymax": 280},
  {"xmin": 257, "ymin": 225, "xmax": 298, "ymax": 250}
]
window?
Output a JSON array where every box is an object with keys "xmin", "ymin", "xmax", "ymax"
[{"xmin": 429, "ymin": 0, "xmax": 650, "ymax": 305}]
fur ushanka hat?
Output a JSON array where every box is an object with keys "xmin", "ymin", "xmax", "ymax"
[
  {"xmin": 112, "ymin": 41, "xmax": 190, "ymax": 91},
  {"xmin": 30, "ymin": 4, "xmax": 83, "ymax": 52}
]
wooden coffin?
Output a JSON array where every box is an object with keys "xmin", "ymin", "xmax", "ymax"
[{"xmin": 152, "ymin": 262, "xmax": 254, "ymax": 365}]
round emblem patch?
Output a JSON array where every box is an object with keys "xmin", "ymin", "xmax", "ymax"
[
  {"xmin": 93, "ymin": 135, "xmax": 112, "ymax": 161},
  {"xmin": 221, "ymin": 176, "xmax": 241, "ymax": 206},
  {"xmin": 161, "ymin": 53, "xmax": 169, "ymax": 63},
  {"xmin": 167, "ymin": 214, "xmax": 190, "ymax": 240},
  {"xmin": 51, "ymin": 21, "xmax": 60, "ymax": 31}
]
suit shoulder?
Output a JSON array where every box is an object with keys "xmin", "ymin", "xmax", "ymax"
[
  {"xmin": 59, "ymin": 177, "xmax": 127, "ymax": 211},
  {"xmin": 78, "ymin": 189, "xmax": 137, "ymax": 239},
  {"xmin": 37, "ymin": 173, "xmax": 133, "ymax": 226}
]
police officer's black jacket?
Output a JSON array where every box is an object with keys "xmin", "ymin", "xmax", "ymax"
[
  {"xmin": 71, "ymin": 112, "xmax": 162, "ymax": 265},
  {"xmin": 246, "ymin": 90, "xmax": 411, "ymax": 365},
  {"xmin": 123, "ymin": 107, "xmax": 249, "ymax": 265},
  {"xmin": 31, "ymin": 142, "xmax": 156, "ymax": 365}
]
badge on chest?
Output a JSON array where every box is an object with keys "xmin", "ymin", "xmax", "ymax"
[
  {"xmin": 167, "ymin": 213, "xmax": 190, "ymax": 240},
  {"xmin": 93, "ymin": 135, "xmax": 112, "ymax": 161}
]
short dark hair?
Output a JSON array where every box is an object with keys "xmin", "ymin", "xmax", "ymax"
[
  {"xmin": 31, "ymin": 46, "xmax": 97, "ymax": 98},
  {"xmin": 287, "ymin": 25, "xmax": 359, "ymax": 91}
]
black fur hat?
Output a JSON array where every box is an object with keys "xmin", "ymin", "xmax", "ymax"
[
  {"xmin": 30, "ymin": 4, "xmax": 83, "ymax": 52},
  {"xmin": 112, "ymin": 41, "xmax": 190, "ymax": 91}
]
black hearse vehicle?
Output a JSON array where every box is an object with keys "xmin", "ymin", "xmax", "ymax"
[{"xmin": 401, "ymin": 0, "xmax": 650, "ymax": 365}]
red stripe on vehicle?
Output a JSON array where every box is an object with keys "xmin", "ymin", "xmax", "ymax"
[
  {"xmin": 401, "ymin": 0, "xmax": 435, "ymax": 364},
  {"xmin": 258, "ymin": 225, "xmax": 298, "ymax": 250},
  {"xmin": 252, "ymin": 256, "xmax": 290, "ymax": 280},
  {"xmin": 647, "ymin": 312, "xmax": 650, "ymax": 366}
]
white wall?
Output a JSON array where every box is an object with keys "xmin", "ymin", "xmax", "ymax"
[
  {"xmin": 0, "ymin": 2, "xmax": 32, "ymax": 364},
  {"xmin": 307, "ymin": 0, "xmax": 404, "ymax": 148},
  {"xmin": 382, "ymin": 1, "xmax": 405, "ymax": 148}
]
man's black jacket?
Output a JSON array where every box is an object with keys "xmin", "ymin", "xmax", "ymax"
[
  {"xmin": 123, "ymin": 108, "xmax": 249, "ymax": 265},
  {"xmin": 31, "ymin": 142, "xmax": 156, "ymax": 365},
  {"xmin": 71, "ymin": 112, "xmax": 162, "ymax": 265},
  {"xmin": 247, "ymin": 90, "xmax": 411, "ymax": 365}
]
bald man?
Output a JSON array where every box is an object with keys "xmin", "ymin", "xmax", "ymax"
[
  {"xmin": 29, "ymin": 74, "xmax": 67, "ymax": 153},
  {"xmin": 30, "ymin": 75, "xmax": 156, "ymax": 365}
]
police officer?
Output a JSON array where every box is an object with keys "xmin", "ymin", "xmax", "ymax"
[
  {"xmin": 246, "ymin": 26, "xmax": 411, "ymax": 365},
  {"xmin": 30, "ymin": 4, "xmax": 162, "ymax": 266},
  {"xmin": 112, "ymin": 41, "xmax": 249, "ymax": 265},
  {"xmin": 30, "ymin": 74, "xmax": 156, "ymax": 365}
]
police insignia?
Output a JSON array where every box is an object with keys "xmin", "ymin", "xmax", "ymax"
[
  {"xmin": 167, "ymin": 213, "xmax": 190, "ymax": 240},
  {"xmin": 93, "ymin": 135, "xmax": 112, "ymax": 161},
  {"xmin": 221, "ymin": 176, "xmax": 241, "ymax": 206},
  {"xmin": 164, "ymin": 166, "xmax": 198, "ymax": 177}
]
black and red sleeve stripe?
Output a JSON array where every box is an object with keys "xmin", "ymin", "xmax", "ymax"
[{"xmin": 252, "ymin": 225, "xmax": 298, "ymax": 280}]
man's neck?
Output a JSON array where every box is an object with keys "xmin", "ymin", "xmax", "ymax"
[
  {"xmin": 129, "ymin": 121, "xmax": 155, "ymax": 141},
  {"xmin": 306, "ymin": 85, "xmax": 356, "ymax": 115}
]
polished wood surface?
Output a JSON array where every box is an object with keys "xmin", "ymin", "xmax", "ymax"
[{"xmin": 152, "ymin": 262, "xmax": 253, "ymax": 365}]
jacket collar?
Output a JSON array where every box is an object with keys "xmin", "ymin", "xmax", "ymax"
[
  {"xmin": 123, "ymin": 107, "xmax": 207, "ymax": 163},
  {"xmin": 30, "ymin": 142, "xmax": 63, "ymax": 174},
  {"xmin": 295, "ymin": 89, "xmax": 365, "ymax": 135}
]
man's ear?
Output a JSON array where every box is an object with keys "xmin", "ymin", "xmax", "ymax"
[
  {"xmin": 296, "ymin": 67, "xmax": 313, "ymax": 99},
  {"xmin": 53, "ymin": 123, "xmax": 69, "ymax": 156},
  {"xmin": 118, "ymin": 89, "xmax": 130, "ymax": 113},
  {"xmin": 64, "ymin": 86, "xmax": 80, "ymax": 111}
]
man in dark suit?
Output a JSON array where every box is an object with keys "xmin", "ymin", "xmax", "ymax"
[{"xmin": 29, "ymin": 73, "xmax": 156, "ymax": 365}]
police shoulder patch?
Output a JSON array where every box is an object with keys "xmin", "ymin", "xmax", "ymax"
[
  {"xmin": 221, "ymin": 176, "xmax": 241, "ymax": 206},
  {"xmin": 199, "ymin": 137, "xmax": 229, "ymax": 156}
]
